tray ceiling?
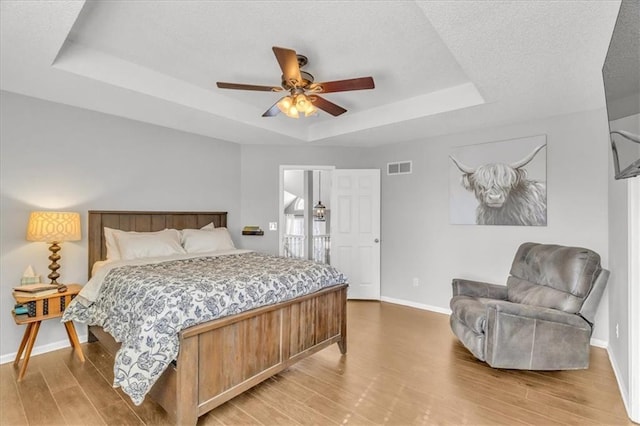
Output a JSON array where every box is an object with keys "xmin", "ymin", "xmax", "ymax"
[{"xmin": 0, "ymin": 1, "xmax": 620, "ymax": 146}]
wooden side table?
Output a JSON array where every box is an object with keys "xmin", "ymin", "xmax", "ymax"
[{"xmin": 12, "ymin": 283, "xmax": 85, "ymax": 381}]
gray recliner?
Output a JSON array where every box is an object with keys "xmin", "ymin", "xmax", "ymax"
[{"xmin": 450, "ymin": 242, "xmax": 609, "ymax": 370}]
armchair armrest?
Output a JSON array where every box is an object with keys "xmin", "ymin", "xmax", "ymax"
[
  {"xmin": 451, "ymin": 278, "xmax": 507, "ymax": 300},
  {"xmin": 486, "ymin": 300, "xmax": 590, "ymax": 330}
]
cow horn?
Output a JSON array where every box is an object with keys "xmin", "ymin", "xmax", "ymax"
[
  {"xmin": 611, "ymin": 130, "xmax": 640, "ymax": 144},
  {"xmin": 511, "ymin": 144, "xmax": 546, "ymax": 169},
  {"xmin": 449, "ymin": 155, "xmax": 476, "ymax": 174}
]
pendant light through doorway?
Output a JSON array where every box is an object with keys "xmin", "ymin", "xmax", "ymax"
[{"xmin": 314, "ymin": 171, "xmax": 326, "ymax": 222}]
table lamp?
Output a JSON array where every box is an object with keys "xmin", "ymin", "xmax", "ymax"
[{"xmin": 26, "ymin": 211, "xmax": 81, "ymax": 285}]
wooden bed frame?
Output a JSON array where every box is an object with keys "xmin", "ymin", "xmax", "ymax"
[{"xmin": 86, "ymin": 210, "xmax": 348, "ymax": 425}]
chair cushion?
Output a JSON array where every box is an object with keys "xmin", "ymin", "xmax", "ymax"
[
  {"xmin": 508, "ymin": 243, "xmax": 602, "ymax": 312},
  {"xmin": 450, "ymin": 296, "xmax": 493, "ymax": 334}
]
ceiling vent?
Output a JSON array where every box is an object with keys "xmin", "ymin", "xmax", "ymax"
[{"xmin": 387, "ymin": 161, "xmax": 412, "ymax": 175}]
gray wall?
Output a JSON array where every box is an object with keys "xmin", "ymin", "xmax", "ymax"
[
  {"xmin": 368, "ymin": 108, "xmax": 611, "ymax": 341},
  {"xmin": 0, "ymin": 91, "xmax": 241, "ymax": 359},
  {"xmin": 240, "ymin": 108, "xmax": 613, "ymax": 342},
  {"xmin": 0, "ymin": 91, "xmax": 617, "ymax": 359}
]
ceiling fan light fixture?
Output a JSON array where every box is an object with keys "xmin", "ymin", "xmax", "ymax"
[
  {"xmin": 283, "ymin": 104, "xmax": 299, "ymax": 118},
  {"xmin": 216, "ymin": 46, "xmax": 374, "ymax": 118},
  {"xmin": 295, "ymin": 93, "xmax": 318, "ymax": 117},
  {"xmin": 278, "ymin": 95, "xmax": 312, "ymax": 118},
  {"xmin": 277, "ymin": 96, "xmax": 293, "ymax": 113},
  {"xmin": 295, "ymin": 93, "xmax": 309, "ymax": 110}
]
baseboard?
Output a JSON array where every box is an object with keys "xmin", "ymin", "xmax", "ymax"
[
  {"xmin": 607, "ymin": 346, "xmax": 633, "ymax": 421},
  {"xmin": 590, "ymin": 338, "xmax": 608, "ymax": 348},
  {"xmin": 0, "ymin": 332, "xmax": 88, "ymax": 365},
  {"xmin": 380, "ymin": 296, "xmax": 452, "ymax": 315}
]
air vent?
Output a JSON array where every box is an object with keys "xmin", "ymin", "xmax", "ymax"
[{"xmin": 387, "ymin": 161, "xmax": 412, "ymax": 175}]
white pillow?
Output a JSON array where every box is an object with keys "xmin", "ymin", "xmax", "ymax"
[
  {"xmin": 116, "ymin": 229, "xmax": 186, "ymax": 261},
  {"xmin": 91, "ymin": 259, "xmax": 112, "ymax": 277},
  {"xmin": 181, "ymin": 228, "xmax": 236, "ymax": 254},
  {"xmin": 200, "ymin": 222, "xmax": 215, "ymax": 230},
  {"xmin": 104, "ymin": 228, "xmax": 179, "ymax": 260},
  {"xmin": 105, "ymin": 225, "xmax": 214, "ymax": 260}
]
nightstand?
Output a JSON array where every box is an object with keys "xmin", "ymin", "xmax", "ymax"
[{"xmin": 12, "ymin": 283, "xmax": 85, "ymax": 381}]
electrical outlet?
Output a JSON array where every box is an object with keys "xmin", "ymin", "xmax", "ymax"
[
  {"xmin": 616, "ymin": 323, "xmax": 619, "ymax": 339},
  {"xmin": 269, "ymin": 222, "xmax": 278, "ymax": 231},
  {"xmin": 412, "ymin": 277, "xmax": 419, "ymax": 287}
]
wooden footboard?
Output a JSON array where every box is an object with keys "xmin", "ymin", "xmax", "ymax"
[{"xmin": 90, "ymin": 284, "xmax": 347, "ymax": 425}]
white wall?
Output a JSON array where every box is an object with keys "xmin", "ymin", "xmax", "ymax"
[
  {"xmin": 607, "ymin": 113, "xmax": 640, "ymax": 411},
  {"xmin": 0, "ymin": 91, "xmax": 241, "ymax": 359},
  {"xmin": 368, "ymin": 108, "xmax": 611, "ymax": 341}
]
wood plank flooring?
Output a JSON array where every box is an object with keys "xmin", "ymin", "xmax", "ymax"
[{"xmin": 1, "ymin": 301, "xmax": 632, "ymax": 425}]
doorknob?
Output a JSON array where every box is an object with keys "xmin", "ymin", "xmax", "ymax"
[{"xmin": 374, "ymin": 238, "xmax": 380, "ymax": 243}]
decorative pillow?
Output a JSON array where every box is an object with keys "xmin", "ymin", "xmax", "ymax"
[
  {"xmin": 104, "ymin": 228, "xmax": 180, "ymax": 260},
  {"xmin": 115, "ymin": 229, "xmax": 185, "ymax": 261},
  {"xmin": 105, "ymin": 225, "xmax": 213, "ymax": 260},
  {"xmin": 181, "ymin": 228, "xmax": 236, "ymax": 254}
]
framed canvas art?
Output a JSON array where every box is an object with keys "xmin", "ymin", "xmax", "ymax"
[{"xmin": 449, "ymin": 134, "xmax": 547, "ymax": 226}]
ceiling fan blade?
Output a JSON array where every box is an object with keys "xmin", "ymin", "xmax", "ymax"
[
  {"xmin": 311, "ymin": 95, "xmax": 347, "ymax": 116},
  {"xmin": 217, "ymin": 82, "xmax": 282, "ymax": 92},
  {"xmin": 311, "ymin": 77, "xmax": 375, "ymax": 93},
  {"xmin": 262, "ymin": 101, "xmax": 281, "ymax": 117},
  {"xmin": 272, "ymin": 46, "xmax": 302, "ymax": 86}
]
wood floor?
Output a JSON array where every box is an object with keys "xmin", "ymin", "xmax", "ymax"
[{"xmin": 1, "ymin": 301, "xmax": 632, "ymax": 425}]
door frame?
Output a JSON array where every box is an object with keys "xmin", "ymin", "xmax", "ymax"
[
  {"xmin": 278, "ymin": 165, "xmax": 335, "ymax": 257},
  {"xmin": 629, "ymin": 177, "xmax": 639, "ymax": 422}
]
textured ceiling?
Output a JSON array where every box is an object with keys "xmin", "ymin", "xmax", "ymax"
[{"xmin": 0, "ymin": 1, "xmax": 621, "ymax": 146}]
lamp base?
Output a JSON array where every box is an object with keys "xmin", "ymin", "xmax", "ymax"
[{"xmin": 47, "ymin": 242, "xmax": 61, "ymax": 285}]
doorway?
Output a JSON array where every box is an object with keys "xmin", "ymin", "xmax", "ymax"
[
  {"xmin": 278, "ymin": 166, "xmax": 382, "ymax": 300},
  {"xmin": 279, "ymin": 165, "xmax": 334, "ymax": 264}
]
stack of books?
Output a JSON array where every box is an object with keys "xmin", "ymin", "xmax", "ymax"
[
  {"xmin": 242, "ymin": 226, "xmax": 264, "ymax": 235},
  {"xmin": 13, "ymin": 283, "xmax": 59, "ymax": 298}
]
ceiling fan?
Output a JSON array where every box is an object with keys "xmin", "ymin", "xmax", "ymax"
[{"xmin": 216, "ymin": 46, "xmax": 375, "ymax": 118}]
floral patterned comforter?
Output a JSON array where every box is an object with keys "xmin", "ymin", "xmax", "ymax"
[{"xmin": 62, "ymin": 251, "xmax": 346, "ymax": 405}]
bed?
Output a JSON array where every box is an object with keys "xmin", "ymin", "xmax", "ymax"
[{"xmin": 78, "ymin": 210, "xmax": 348, "ymax": 425}]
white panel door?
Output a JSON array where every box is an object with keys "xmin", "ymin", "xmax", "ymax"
[{"xmin": 330, "ymin": 169, "xmax": 381, "ymax": 300}]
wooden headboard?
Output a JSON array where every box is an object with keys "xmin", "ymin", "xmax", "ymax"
[{"xmin": 87, "ymin": 210, "xmax": 227, "ymax": 276}]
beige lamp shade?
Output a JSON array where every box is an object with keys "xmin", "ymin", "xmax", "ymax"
[{"xmin": 26, "ymin": 211, "xmax": 81, "ymax": 243}]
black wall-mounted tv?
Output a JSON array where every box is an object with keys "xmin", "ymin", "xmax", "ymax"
[{"xmin": 602, "ymin": 0, "xmax": 640, "ymax": 180}]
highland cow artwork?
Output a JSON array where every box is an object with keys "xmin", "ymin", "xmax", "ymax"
[{"xmin": 449, "ymin": 135, "xmax": 547, "ymax": 226}]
